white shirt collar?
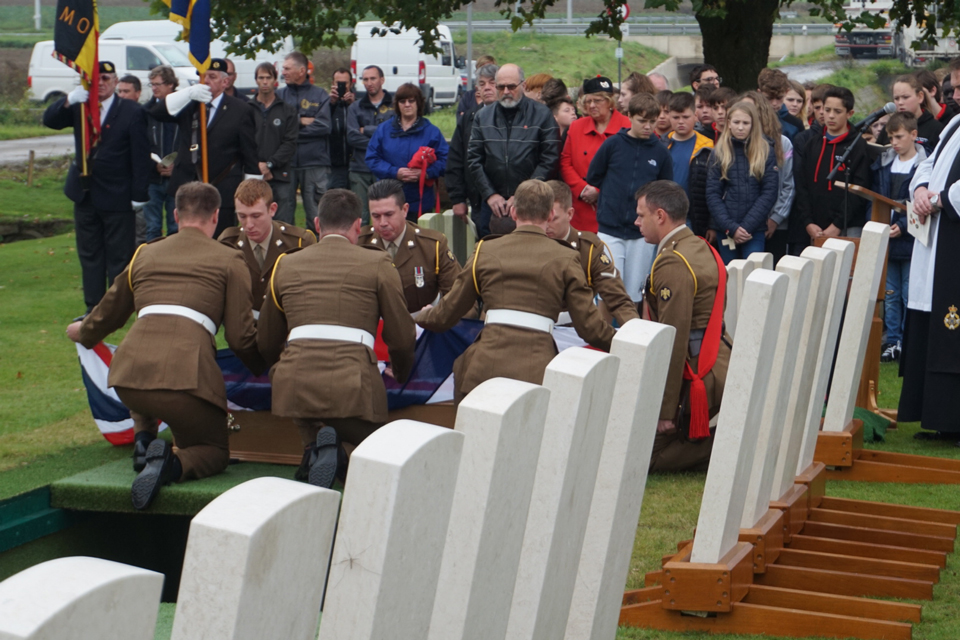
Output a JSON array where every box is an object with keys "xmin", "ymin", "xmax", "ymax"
[{"xmin": 99, "ymin": 94, "xmax": 115, "ymax": 123}]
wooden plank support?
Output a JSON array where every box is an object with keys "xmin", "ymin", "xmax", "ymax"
[
  {"xmin": 771, "ymin": 484, "xmax": 809, "ymax": 542},
  {"xmin": 825, "ymin": 459, "xmax": 960, "ymax": 485},
  {"xmin": 618, "ymin": 599, "xmax": 912, "ymax": 640},
  {"xmin": 622, "ymin": 586, "xmax": 663, "ymax": 606},
  {"xmin": 743, "ymin": 585, "xmax": 922, "ymax": 623},
  {"xmin": 660, "ymin": 542, "xmax": 755, "ymax": 612},
  {"xmin": 775, "ymin": 548, "xmax": 940, "ymax": 583},
  {"xmin": 859, "ymin": 450, "xmax": 960, "ymax": 473},
  {"xmin": 795, "ymin": 462, "xmax": 827, "ymax": 509},
  {"xmin": 808, "ymin": 509, "xmax": 957, "ymax": 539},
  {"xmin": 787, "ymin": 534, "xmax": 948, "ymax": 569},
  {"xmin": 739, "ymin": 509, "xmax": 785, "ymax": 573},
  {"xmin": 819, "ymin": 496, "xmax": 960, "ymax": 525},
  {"xmin": 800, "ymin": 520, "xmax": 955, "ymax": 553},
  {"xmin": 755, "ymin": 564, "xmax": 933, "ymax": 600},
  {"xmin": 814, "ymin": 420, "xmax": 864, "ymax": 468}
]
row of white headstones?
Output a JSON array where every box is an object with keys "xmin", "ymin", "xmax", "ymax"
[{"xmin": 0, "ymin": 222, "xmax": 890, "ymax": 640}]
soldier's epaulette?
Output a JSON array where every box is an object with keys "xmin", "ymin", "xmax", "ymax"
[
  {"xmin": 553, "ymin": 237, "xmax": 576, "ymax": 249},
  {"xmin": 281, "ymin": 246, "xmax": 304, "ymax": 257},
  {"xmin": 361, "ymin": 243, "xmax": 387, "ymax": 252},
  {"xmin": 218, "ymin": 227, "xmax": 242, "ymax": 244},
  {"xmin": 412, "ymin": 225, "xmax": 444, "ymax": 242}
]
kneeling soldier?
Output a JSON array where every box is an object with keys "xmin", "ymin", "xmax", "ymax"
[
  {"xmin": 67, "ymin": 182, "xmax": 265, "ymax": 510},
  {"xmin": 258, "ymin": 189, "xmax": 417, "ymax": 487}
]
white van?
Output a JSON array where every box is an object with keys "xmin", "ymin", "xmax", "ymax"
[
  {"xmin": 101, "ymin": 20, "xmax": 295, "ymax": 96},
  {"xmin": 27, "ymin": 39, "xmax": 198, "ymax": 103},
  {"xmin": 350, "ymin": 22, "xmax": 463, "ymax": 111}
]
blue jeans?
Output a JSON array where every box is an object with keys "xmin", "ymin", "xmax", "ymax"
[
  {"xmin": 884, "ymin": 258, "xmax": 909, "ymax": 344},
  {"xmin": 717, "ymin": 232, "xmax": 765, "ymax": 264},
  {"xmin": 144, "ymin": 181, "xmax": 176, "ymax": 241}
]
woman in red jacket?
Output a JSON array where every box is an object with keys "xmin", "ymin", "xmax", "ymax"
[{"xmin": 560, "ymin": 76, "xmax": 631, "ymax": 233}]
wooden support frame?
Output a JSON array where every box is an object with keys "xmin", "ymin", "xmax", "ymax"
[
  {"xmin": 814, "ymin": 420, "xmax": 960, "ymax": 484},
  {"xmin": 771, "ymin": 484, "xmax": 808, "ymax": 542},
  {"xmin": 795, "ymin": 462, "xmax": 827, "ymax": 509},
  {"xmin": 659, "ymin": 542, "xmax": 754, "ymax": 612},
  {"xmin": 739, "ymin": 509, "xmax": 784, "ymax": 573}
]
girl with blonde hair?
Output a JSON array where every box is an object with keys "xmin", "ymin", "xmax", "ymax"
[{"xmin": 705, "ymin": 100, "xmax": 779, "ymax": 263}]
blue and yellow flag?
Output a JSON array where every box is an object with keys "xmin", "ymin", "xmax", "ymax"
[{"xmin": 164, "ymin": 0, "xmax": 211, "ymax": 73}]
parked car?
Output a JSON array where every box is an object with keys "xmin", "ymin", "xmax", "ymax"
[{"xmin": 27, "ymin": 39, "xmax": 198, "ymax": 103}]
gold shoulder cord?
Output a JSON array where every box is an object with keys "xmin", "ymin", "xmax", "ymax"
[
  {"xmin": 435, "ymin": 240, "xmax": 440, "ymax": 275},
  {"xmin": 127, "ymin": 243, "xmax": 147, "ymax": 291},
  {"xmin": 587, "ymin": 242, "xmax": 595, "ymax": 287},
  {"xmin": 648, "ymin": 250, "xmax": 698, "ymax": 297},
  {"xmin": 298, "ymin": 237, "xmax": 302, "ymax": 248},
  {"xmin": 269, "ymin": 253, "xmax": 287, "ymax": 313},
  {"xmin": 472, "ymin": 239, "xmax": 485, "ymax": 295}
]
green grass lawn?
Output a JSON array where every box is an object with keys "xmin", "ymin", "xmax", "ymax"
[
  {"xmin": 771, "ymin": 44, "xmax": 839, "ymax": 68},
  {"xmin": 454, "ymin": 29, "xmax": 667, "ymax": 86},
  {"xmin": 0, "ymin": 125, "xmax": 67, "ymax": 141}
]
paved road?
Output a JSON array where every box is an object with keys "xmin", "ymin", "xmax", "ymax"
[
  {"xmin": 776, "ymin": 58, "xmax": 871, "ymax": 84},
  {"xmin": 0, "ymin": 135, "xmax": 74, "ymax": 165}
]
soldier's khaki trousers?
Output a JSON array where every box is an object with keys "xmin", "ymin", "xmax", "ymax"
[
  {"xmin": 115, "ymin": 387, "xmax": 229, "ymax": 480},
  {"xmin": 648, "ymin": 429, "xmax": 714, "ymax": 474}
]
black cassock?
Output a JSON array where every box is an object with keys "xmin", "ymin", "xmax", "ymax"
[{"xmin": 899, "ymin": 119, "xmax": 960, "ymax": 433}]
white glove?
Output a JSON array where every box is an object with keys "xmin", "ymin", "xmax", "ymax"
[
  {"xmin": 188, "ymin": 84, "xmax": 212, "ymax": 103},
  {"xmin": 67, "ymin": 86, "xmax": 89, "ymax": 106},
  {"xmin": 243, "ymin": 174, "xmax": 264, "ymax": 181},
  {"xmin": 131, "ymin": 201, "xmax": 148, "ymax": 211}
]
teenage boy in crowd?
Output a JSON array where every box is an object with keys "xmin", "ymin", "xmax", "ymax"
[
  {"xmin": 654, "ymin": 90, "xmax": 674, "ymax": 141},
  {"xmin": 664, "ymin": 92, "xmax": 714, "ymax": 238},
  {"xmin": 788, "ymin": 83, "xmax": 832, "ymax": 255},
  {"xmin": 586, "ymin": 93, "xmax": 673, "ymax": 305},
  {"xmin": 869, "ymin": 112, "xmax": 924, "ymax": 363},
  {"xmin": 694, "ymin": 86, "xmax": 716, "ymax": 141},
  {"xmin": 758, "ymin": 68, "xmax": 804, "ymax": 142},
  {"xmin": 794, "ymin": 86, "xmax": 870, "ymax": 245},
  {"xmin": 706, "ymin": 87, "xmax": 737, "ymax": 143}
]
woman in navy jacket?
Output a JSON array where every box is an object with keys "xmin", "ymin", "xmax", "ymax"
[{"xmin": 366, "ymin": 83, "xmax": 448, "ymax": 220}]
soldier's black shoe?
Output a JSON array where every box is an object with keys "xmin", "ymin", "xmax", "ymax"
[
  {"xmin": 308, "ymin": 427, "xmax": 340, "ymax": 489},
  {"xmin": 132, "ymin": 435, "xmax": 156, "ymax": 473},
  {"xmin": 295, "ymin": 444, "xmax": 314, "ymax": 482},
  {"xmin": 131, "ymin": 440, "xmax": 176, "ymax": 510},
  {"xmin": 336, "ymin": 444, "xmax": 349, "ymax": 484}
]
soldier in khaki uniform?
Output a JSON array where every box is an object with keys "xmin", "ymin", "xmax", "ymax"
[
  {"xmin": 258, "ymin": 189, "xmax": 417, "ymax": 487},
  {"xmin": 218, "ymin": 179, "xmax": 316, "ymax": 315},
  {"xmin": 416, "ymin": 180, "xmax": 615, "ymax": 401},
  {"xmin": 637, "ymin": 181, "xmax": 731, "ymax": 473},
  {"xmin": 66, "ymin": 182, "xmax": 265, "ymax": 510},
  {"xmin": 358, "ymin": 179, "xmax": 460, "ymax": 313},
  {"xmin": 545, "ymin": 180, "xmax": 639, "ymax": 327}
]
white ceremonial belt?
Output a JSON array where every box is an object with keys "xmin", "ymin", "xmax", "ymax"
[
  {"xmin": 138, "ymin": 305, "xmax": 216, "ymax": 335},
  {"xmin": 485, "ymin": 309, "xmax": 555, "ymax": 334},
  {"xmin": 252, "ymin": 309, "xmax": 260, "ymax": 321},
  {"xmin": 288, "ymin": 324, "xmax": 376, "ymax": 349}
]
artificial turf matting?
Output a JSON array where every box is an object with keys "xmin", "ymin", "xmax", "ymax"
[{"xmin": 49, "ymin": 459, "xmax": 299, "ymax": 516}]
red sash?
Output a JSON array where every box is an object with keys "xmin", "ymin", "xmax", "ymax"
[{"xmin": 682, "ymin": 240, "xmax": 726, "ymax": 440}]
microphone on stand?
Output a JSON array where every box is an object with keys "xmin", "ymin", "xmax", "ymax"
[{"xmin": 852, "ymin": 102, "xmax": 897, "ymax": 132}]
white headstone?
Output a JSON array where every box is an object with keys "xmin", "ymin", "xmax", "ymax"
[
  {"xmin": 505, "ymin": 348, "xmax": 619, "ymax": 640},
  {"xmin": 724, "ymin": 259, "xmax": 755, "ymax": 338},
  {"xmin": 564, "ymin": 320, "xmax": 675, "ymax": 640},
  {"xmin": 689, "ymin": 270, "xmax": 789, "ymax": 564},
  {"xmin": 822, "ymin": 222, "xmax": 891, "ymax": 432},
  {"xmin": 428, "ymin": 379, "xmax": 550, "ymax": 640},
  {"xmin": 745, "ymin": 252, "xmax": 774, "ymax": 271},
  {"xmin": 740, "ymin": 257, "xmax": 813, "ymax": 529},
  {"xmin": 796, "ymin": 239, "xmax": 856, "ymax": 472},
  {"xmin": 771, "ymin": 247, "xmax": 838, "ymax": 500},
  {"xmin": 318, "ymin": 421, "xmax": 464, "ymax": 640},
  {"xmin": 171, "ymin": 478, "xmax": 340, "ymax": 640},
  {"xmin": 0, "ymin": 557, "xmax": 162, "ymax": 640}
]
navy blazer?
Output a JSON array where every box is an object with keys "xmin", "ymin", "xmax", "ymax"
[
  {"xmin": 149, "ymin": 94, "xmax": 259, "ymax": 209},
  {"xmin": 43, "ymin": 96, "xmax": 151, "ymax": 210}
]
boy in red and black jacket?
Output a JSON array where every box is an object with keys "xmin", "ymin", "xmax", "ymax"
[{"xmin": 794, "ymin": 86, "xmax": 871, "ymax": 243}]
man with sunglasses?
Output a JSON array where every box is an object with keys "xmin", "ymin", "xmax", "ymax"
[
  {"xmin": 466, "ymin": 63, "xmax": 561, "ymax": 238},
  {"xmin": 43, "ymin": 60, "xmax": 152, "ymax": 314}
]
